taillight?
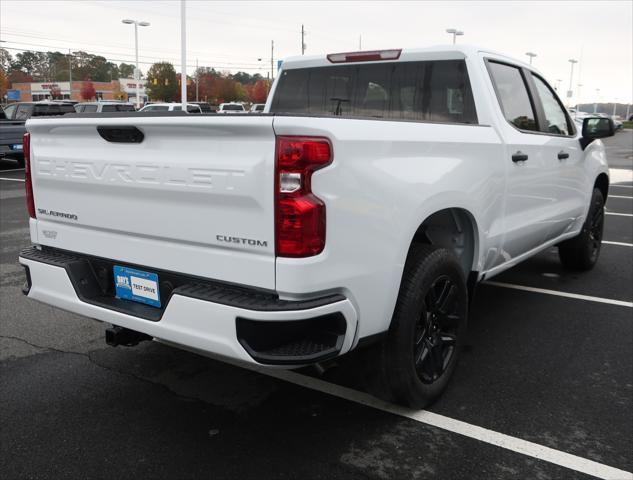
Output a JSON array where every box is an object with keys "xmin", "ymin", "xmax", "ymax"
[
  {"xmin": 275, "ymin": 136, "xmax": 332, "ymax": 257},
  {"xmin": 24, "ymin": 132, "xmax": 36, "ymax": 219}
]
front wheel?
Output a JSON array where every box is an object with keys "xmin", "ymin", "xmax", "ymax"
[
  {"xmin": 558, "ymin": 188, "xmax": 604, "ymax": 271},
  {"xmin": 378, "ymin": 245, "xmax": 468, "ymax": 408}
]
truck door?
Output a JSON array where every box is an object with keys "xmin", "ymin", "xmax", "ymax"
[
  {"xmin": 527, "ymin": 72, "xmax": 586, "ymax": 239},
  {"xmin": 487, "ymin": 59, "xmax": 560, "ymax": 260}
]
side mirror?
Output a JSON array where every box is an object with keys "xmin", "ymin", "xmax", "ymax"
[{"xmin": 580, "ymin": 117, "xmax": 615, "ymax": 149}]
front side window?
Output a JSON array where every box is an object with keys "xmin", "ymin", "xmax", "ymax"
[
  {"xmin": 270, "ymin": 60, "xmax": 477, "ymax": 124},
  {"xmin": 531, "ymin": 74, "xmax": 572, "ymax": 136},
  {"xmin": 488, "ymin": 61, "xmax": 538, "ymax": 131}
]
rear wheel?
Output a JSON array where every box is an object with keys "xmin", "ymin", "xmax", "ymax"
[
  {"xmin": 379, "ymin": 245, "xmax": 468, "ymax": 408},
  {"xmin": 558, "ymin": 188, "xmax": 604, "ymax": 271}
]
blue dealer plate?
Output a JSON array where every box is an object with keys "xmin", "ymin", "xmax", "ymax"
[
  {"xmin": 113, "ymin": 265, "xmax": 161, "ymax": 308},
  {"xmin": 10, "ymin": 144, "xmax": 23, "ymax": 151}
]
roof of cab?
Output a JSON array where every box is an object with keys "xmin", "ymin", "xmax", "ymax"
[{"xmin": 280, "ymin": 44, "xmax": 537, "ymax": 73}]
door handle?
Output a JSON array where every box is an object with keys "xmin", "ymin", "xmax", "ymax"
[
  {"xmin": 512, "ymin": 152, "xmax": 528, "ymax": 163},
  {"xmin": 558, "ymin": 151, "xmax": 569, "ymax": 160}
]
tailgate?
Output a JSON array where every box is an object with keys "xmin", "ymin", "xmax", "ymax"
[{"xmin": 27, "ymin": 115, "xmax": 276, "ymax": 290}]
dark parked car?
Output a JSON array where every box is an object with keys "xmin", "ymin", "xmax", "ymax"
[
  {"xmin": 0, "ymin": 106, "xmax": 27, "ymax": 167},
  {"xmin": 3, "ymin": 101, "xmax": 76, "ymax": 121}
]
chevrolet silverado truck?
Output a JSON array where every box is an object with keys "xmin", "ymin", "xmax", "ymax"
[{"xmin": 18, "ymin": 45, "xmax": 614, "ymax": 408}]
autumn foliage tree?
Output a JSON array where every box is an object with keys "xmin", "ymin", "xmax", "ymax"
[
  {"xmin": 111, "ymin": 80, "xmax": 126, "ymax": 101},
  {"xmin": 80, "ymin": 78, "xmax": 96, "ymax": 100},
  {"xmin": 248, "ymin": 79, "xmax": 270, "ymax": 104},
  {"xmin": 49, "ymin": 85, "xmax": 63, "ymax": 99}
]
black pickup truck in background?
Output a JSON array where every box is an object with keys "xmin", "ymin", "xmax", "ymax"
[{"xmin": 1, "ymin": 102, "xmax": 76, "ymax": 167}]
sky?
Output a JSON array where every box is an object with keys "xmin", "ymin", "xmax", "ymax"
[{"xmin": 1, "ymin": 0, "xmax": 632, "ymax": 104}]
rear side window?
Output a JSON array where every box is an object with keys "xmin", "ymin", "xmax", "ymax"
[
  {"xmin": 531, "ymin": 74, "xmax": 573, "ymax": 136},
  {"xmin": 83, "ymin": 105, "xmax": 98, "ymax": 113},
  {"xmin": 487, "ymin": 61, "xmax": 538, "ymax": 131},
  {"xmin": 270, "ymin": 60, "xmax": 477, "ymax": 124},
  {"xmin": 15, "ymin": 105, "xmax": 33, "ymax": 120}
]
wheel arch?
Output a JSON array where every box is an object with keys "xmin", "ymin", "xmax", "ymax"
[
  {"xmin": 407, "ymin": 207, "xmax": 480, "ymax": 278},
  {"xmin": 594, "ymin": 172, "xmax": 609, "ymax": 202}
]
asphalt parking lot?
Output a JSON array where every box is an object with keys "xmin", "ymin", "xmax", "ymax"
[{"xmin": 1, "ymin": 132, "xmax": 632, "ymax": 480}]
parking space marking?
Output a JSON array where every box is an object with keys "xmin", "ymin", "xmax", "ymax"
[
  {"xmin": 484, "ymin": 281, "xmax": 633, "ymax": 307},
  {"xmin": 0, "ymin": 177, "xmax": 25, "ymax": 183},
  {"xmin": 609, "ymin": 195, "xmax": 633, "ymax": 199},
  {"xmin": 611, "ymin": 185, "xmax": 633, "ymax": 189},
  {"xmin": 606, "ymin": 212, "xmax": 633, "ymax": 217},
  {"xmin": 245, "ymin": 366, "xmax": 633, "ymax": 480},
  {"xmin": 603, "ymin": 240, "xmax": 633, "ymax": 247}
]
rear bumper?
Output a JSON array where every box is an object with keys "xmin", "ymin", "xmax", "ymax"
[{"xmin": 19, "ymin": 246, "xmax": 358, "ymax": 366}]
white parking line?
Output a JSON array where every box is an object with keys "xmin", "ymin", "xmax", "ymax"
[
  {"xmin": 484, "ymin": 281, "xmax": 633, "ymax": 308},
  {"xmin": 609, "ymin": 195, "xmax": 633, "ymax": 199},
  {"xmin": 0, "ymin": 177, "xmax": 25, "ymax": 182},
  {"xmin": 606, "ymin": 212, "xmax": 633, "ymax": 217},
  {"xmin": 611, "ymin": 185, "xmax": 633, "ymax": 189},
  {"xmin": 603, "ymin": 240, "xmax": 633, "ymax": 247},
  {"xmin": 248, "ymin": 367, "xmax": 632, "ymax": 480}
]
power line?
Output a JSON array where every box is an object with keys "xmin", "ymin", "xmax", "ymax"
[{"xmin": 1, "ymin": 46, "xmax": 269, "ymax": 72}]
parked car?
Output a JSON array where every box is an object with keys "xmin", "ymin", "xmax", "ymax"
[
  {"xmin": 19, "ymin": 45, "xmax": 614, "ymax": 408},
  {"xmin": 138, "ymin": 103, "xmax": 202, "ymax": 113},
  {"xmin": 189, "ymin": 102, "xmax": 217, "ymax": 113},
  {"xmin": 75, "ymin": 101, "xmax": 136, "ymax": 113},
  {"xmin": 3, "ymin": 101, "xmax": 76, "ymax": 121},
  {"xmin": 0, "ymin": 106, "xmax": 27, "ymax": 166},
  {"xmin": 217, "ymin": 102, "xmax": 246, "ymax": 113},
  {"xmin": 250, "ymin": 103, "xmax": 265, "ymax": 113}
]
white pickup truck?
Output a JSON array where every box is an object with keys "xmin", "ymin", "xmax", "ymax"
[{"xmin": 19, "ymin": 45, "xmax": 614, "ymax": 407}]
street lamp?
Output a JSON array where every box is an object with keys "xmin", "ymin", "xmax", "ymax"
[
  {"xmin": 555, "ymin": 79, "xmax": 562, "ymax": 91},
  {"xmin": 446, "ymin": 28, "xmax": 464, "ymax": 44},
  {"xmin": 122, "ymin": 18, "xmax": 150, "ymax": 108},
  {"xmin": 525, "ymin": 52, "xmax": 537, "ymax": 65},
  {"xmin": 567, "ymin": 59, "xmax": 578, "ymax": 107},
  {"xmin": 594, "ymin": 88, "xmax": 600, "ymax": 113}
]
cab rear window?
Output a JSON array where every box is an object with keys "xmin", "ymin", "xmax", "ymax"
[{"xmin": 270, "ymin": 60, "xmax": 477, "ymax": 124}]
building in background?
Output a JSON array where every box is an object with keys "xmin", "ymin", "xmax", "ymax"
[{"xmin": 6, "ymin": 78, "xmax": 146, "ymax": 103}]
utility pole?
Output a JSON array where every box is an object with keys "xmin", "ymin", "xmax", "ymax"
[
  {"xmin": 271, "ymin": 40, "xmax": 274, "ymax": 82},
  {"xmin": 359, "ymin": 35, "xmax": 362, "ymax": 50},
  {"xmin": 195, "ymin": 58, "xmax": 199, "ymax": 102},
  {"xmin": 577, "ymin": 83, "xmax": 583, "ymax": 112},
  {"xmin": 301, "ymin": 25, "xmax": 306, "ymax": 55},
  {"xmin": 68, "ymin": 49, "xmax": 72, "ymax": 100},
  {"xmin": 180, "ymin": 0, "xmax": 187, "ymax": 111},
  {"xmin": 612, "ymin": 99, "xmax": 617, "ymax": 117},
  {"xmin": 594, "ymin": 88, "xmax": 599, "ymax": 114}
]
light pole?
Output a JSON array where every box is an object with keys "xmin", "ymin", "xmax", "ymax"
[
  {"xmin": 446, "ymin": 28, "xmax": 464, "ymax": 44},
  {"xmin": 122, "ymin": 18, "xmax": 150, "ymax": 109},
  {"xmin": 525, "ymin": 52, "xmax": 537, "ymax": 65},
  {"xmin": 555, "ymin": 79, "xmax": 562, "ymax": 92},
  {"xmin": 567, "ymin": 59, "xmax": 577, "ymax": 107},
  {"xmin": 593, "ymin": 88, "xmax": 600, "ymax": 113}
]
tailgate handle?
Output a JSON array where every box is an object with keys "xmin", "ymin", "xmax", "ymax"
[{"xmin": 97, "ymin": 126, "xmax": 144, "ymax": 143}]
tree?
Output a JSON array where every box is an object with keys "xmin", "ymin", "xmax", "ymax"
[
  {"xmin": 119, "ymin": 63, "xmax": 135, "ymax": 78},
  {"xmin": 146, "ymin": 62, "xmax": 178, "ymax": 102},
  {"xmin": 0, "ymin": 48, "xmax": 12, "ymax": 72},
  {"xmin": 49, "ymin": 85, "xmax": 63, "ymax": 99},
  {"xmin": 8, "ymin": 69, "xmax": 33, "ymax": 84},
  {"xmin": 249, "ymin": 79, "xmax": 269, "ymax": 103},
  {"xmin": 80, "ymin": 78, "xmax": 96, "ymax": 100},
  {"xmin": 0, "ymin": 68, "xmax": 8, "ymax": 101}
]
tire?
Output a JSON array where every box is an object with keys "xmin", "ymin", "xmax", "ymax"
[
  {"xmin": 378, "ymin": 244, "xmax": 468, "ymax": 409},
  {"xmin": 558, "ymin": 188, "xmax": 604, "ymax": 271}
]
